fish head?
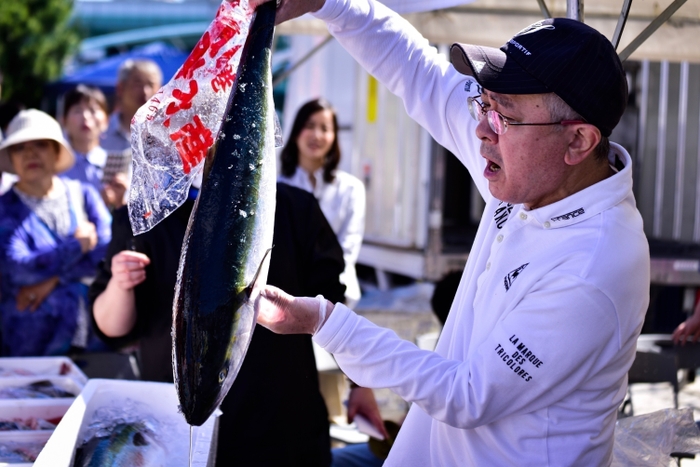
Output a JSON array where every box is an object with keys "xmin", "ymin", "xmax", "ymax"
[
  {"xmin": 180, "ymin": 288, "xmax": 254, "ymax": 426},
  {"xmin": 77, "ymin": 422, "xmax": 166, "ymax": 467}
]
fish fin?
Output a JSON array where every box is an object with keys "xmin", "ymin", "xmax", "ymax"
[
  {"xmin": 274, "ymin": 113, "xmax": 284, "ymax": 148},
  {"xmin": 202, "ymin": 143, "xmax": 218, "ymax": 184},
  {"xmin": 246, "ymin": 246, "xmax": 274, "ymax": 299}
]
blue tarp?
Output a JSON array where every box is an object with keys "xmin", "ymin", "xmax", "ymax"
[{"xmin": 47, "ymin": 42, "xmax": 189, "ymax": 95}]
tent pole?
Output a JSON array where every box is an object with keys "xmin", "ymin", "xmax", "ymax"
[
  {"xmin": 566, "ymin": 0, "xmax": 583, "ymax": 22},
  {"xmin": 535, "ymin": 0, "xmax": 552, "ymax": 19},
  {"xmin": 612, "ymin": 0, "xmax": 634, "ymax": 50},
  {"xmin": 618, "ymin": 0, "xmax": 688, "ymax": 61}
]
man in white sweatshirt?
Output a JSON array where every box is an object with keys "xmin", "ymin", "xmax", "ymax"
[{"xmin": 249, "ymin": 0, "xmax": 650, "ymax": 465}]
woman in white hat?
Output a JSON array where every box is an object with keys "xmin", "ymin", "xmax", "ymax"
[{"xmin": 0, "ymin": 109, "xmax": 111, "ymax": 356}]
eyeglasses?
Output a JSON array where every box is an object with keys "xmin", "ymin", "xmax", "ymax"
[{"xmin": 467, "ymin": 97, "xmax": 585, "ymax": 135}]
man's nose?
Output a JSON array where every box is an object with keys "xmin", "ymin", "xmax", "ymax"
[{"xmin": 475, "ymin": 116, "xmax": 497, "ymax": 143}]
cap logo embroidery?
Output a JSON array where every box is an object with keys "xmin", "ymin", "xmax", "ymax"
[
  {"xmin": 472, "ymin": 60, "xmax": 486, "ymax": 73},
  {"xmin": 515, "ymin": 22, "xmax": 556, "ymax": 36},
  {"xmin": 504, "ymin": 263, "xmax": 529, "ymax": 291},
  {"xmin": 508, "ymin": 39, "xmax": 532, "ymax": 56}
]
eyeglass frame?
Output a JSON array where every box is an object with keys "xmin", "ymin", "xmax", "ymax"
[{"xmin": 467, "ymin": 97, "xmax": 585, "ymax": 135}]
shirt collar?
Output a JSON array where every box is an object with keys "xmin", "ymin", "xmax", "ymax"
[{"xmin": 525, "ymin": 143, "xmax": 635, "ymax": 229}]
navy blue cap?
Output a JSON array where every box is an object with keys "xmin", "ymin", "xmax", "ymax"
[{"xmin": 450, "ymin": 18, "xmax": 628, "ymax": 137}]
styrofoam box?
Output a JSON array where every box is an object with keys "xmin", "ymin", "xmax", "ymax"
[
  {"xmin": 0, "ymin": 400, "xmax": 72, "ymax": 426},
  {"xmin": 0, "ymin": 357, "xmax": 88, "ymax": 387},
  {"xmin": 35, "ymin": 379, "xmax": 220, "ymax": 467},
  {"xmin": 0, "ymin": 430, "xmax": 53, "ymax": 467},
  {"xmin": 0, "ymin": 377, "xmax": 82, "ymax": 408}
]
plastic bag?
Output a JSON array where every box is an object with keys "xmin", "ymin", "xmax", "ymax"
[
  {"xmin": 128, "ymin": 0, "xmax": 255, "ymax": 235},
  {"xmin": 612, "ymin": 407, "xmax": 700, "ymax": 466}
]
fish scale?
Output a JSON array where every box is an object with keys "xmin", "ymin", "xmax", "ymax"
[{"xmin": 172, "ymin": 1, "xmax": 277, "ymax": 427}]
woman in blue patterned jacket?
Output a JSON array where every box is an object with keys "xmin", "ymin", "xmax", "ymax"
[{"xmin": 0, "ymin": 109, "xmax": 111, "ymax": 356}]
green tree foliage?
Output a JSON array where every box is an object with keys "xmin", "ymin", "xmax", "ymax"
[{"xmin": 0, "ymin": 0, "xmax": 81, "ymax": 107}]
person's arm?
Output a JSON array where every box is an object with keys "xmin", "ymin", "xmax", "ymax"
[
  {"xmin": 249, "ymin": 0, "xmax": 325, "ymax": 24},
  {"xmin": 258, "ymin": 273, "xmax": 625, "ymax": 429},
  {"xmin": 347, "ymin": 385, "xmax": 390, "ymax": 439},
  {"xmin": 62, "ymin": 184, "xmax": 113, "ymax": 280},
  {"xmin": 673, "ymin": 299, "xmax": 700, "ymax": 345},
  {"xmin": 102, "ymin": 172, "xmax": 129, "ymax": 210},
  {"xmin": 16, "ymin": 276, "xmax": 60, "ymax": 312},
  {"xmin": 93, "ymin": 250, "xmax": 149, "ymax": 337},
  {"xmin": 0, "ymin": 215, "xmax": 85, "ymax": 286},
  {"xmin": 89, "ymin": 206, "xmax": 148, "ymax": 343}
]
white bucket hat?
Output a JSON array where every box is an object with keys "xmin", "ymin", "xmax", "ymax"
[{"xmin": 0, "ymin": 109, "xmax": 74, "ymax": 174}]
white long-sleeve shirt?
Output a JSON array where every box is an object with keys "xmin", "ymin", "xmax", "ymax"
[
  {"xmin": 311, "ymin": 0, "xmax": 650, "ymax": 465},
  {"xmin": 279, "ymin": 166, "xmax": 365, "ymax": 305}
]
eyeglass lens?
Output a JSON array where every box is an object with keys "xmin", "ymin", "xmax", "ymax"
[
  {"xmin": 468, "ymin": 98, "xmax": 507, "ymax": 135},
  {"xmin": 468, "ymin": 98, "xmax": 481, "ymax": 121},
  {"xmin": 487, "ymin": 111, "xmax": 506, "ymax": 134}
]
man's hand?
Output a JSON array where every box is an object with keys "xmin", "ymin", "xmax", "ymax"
[
  {"xmin": 673, "ymin": 312, "xmax": 700, "ymax": 346},
  {"xmin": 74, "ymin": 222, "xmax": 98, "ymax": 253},
  {"xmin": 244, "ymin": 0, "xmax": 326, "ymax": 25},
  {"xmin": 16, "ymin": 276, "xmax": 60, "ymax": 312},
  {"xmin": 110, "ymin": 250, "xmax": 151, "ymax": 290},
  {"xmin": 255, "ymin": 285, "xmax": 334, "ymax": 334},
  {"xmin": 102, "ymin": 172, "xmax": 129, "ymax": 209},
  {"xmin": 347, "ymin": 386, "xmax": 390, "ymax": 439}
]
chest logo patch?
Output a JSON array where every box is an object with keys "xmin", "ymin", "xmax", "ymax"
[
  {"xmin": 551, "ymin": 207, "xmax": 585, "ymax": 223},
  {"xmin": 494, "ymin": 202, "xmax": 513, "ymax": 229},
  {"xmin": 504, "ymin": 263, "xmax": 529, "ymax": 291}
]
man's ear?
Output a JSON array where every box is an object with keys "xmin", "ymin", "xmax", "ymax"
[{"xmin": 564, "ymin": 124, "xmax": 601, "ymax": 166}]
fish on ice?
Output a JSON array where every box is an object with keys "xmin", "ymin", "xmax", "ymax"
[{"xmin": 73, "ymin": 421, "xmax": 165, "ymax": 467}]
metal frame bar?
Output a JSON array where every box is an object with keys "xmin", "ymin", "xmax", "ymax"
[
  {"xmin": 618, "ymin": 0, "xmax": 688, "ymax": 62},
  {"xmin": 653, "ymin": 61, "xmax": 669, "ymax": 237},
  {"xmin": 535, "ymin": 0, "xmax": 552, "ymax": 19},
  {"xmin": 567, "ymin": 0, "xmax": 584, "ymax": 21},
  {"xmin": 694, "ymin": 70, "xmax": 700, "ymax": 241},
  {"xmin": 612, "ymin": 0, "xmax": 633, "ymax": 50},
  {"xmin": 634, "ymin": 60, "xmax": 650, "ymax": 204},
  {"xmin": 673, "ymin": 62, "xmax": 689, "ymax": 239}
]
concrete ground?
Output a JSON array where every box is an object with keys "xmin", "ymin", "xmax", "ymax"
[{"xmin": 627, "ymin": 375, "xmax": 700, "ymax": 466}]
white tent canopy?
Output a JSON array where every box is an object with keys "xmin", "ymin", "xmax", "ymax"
[
  {"xmin": 277, "ymin": 0, "xmax": 700, "ymax": 63},
  {"xmin": 371, "ymin": 0, "xmax": 476, "ymax": 13}
]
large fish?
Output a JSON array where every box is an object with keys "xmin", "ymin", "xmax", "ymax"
[{"xmin": 172, "ymin": 1, "xmax": 277, "ymax": 427}]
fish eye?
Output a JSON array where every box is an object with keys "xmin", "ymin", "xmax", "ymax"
[
  {"xmin": 133, "ymin": 432, "xmax": 149, "ymax": 447},
  {"xmin": 219, "ymin": 367, "xmax": 228, "ymax": 383}
]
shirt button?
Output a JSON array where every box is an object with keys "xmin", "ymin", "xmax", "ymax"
[
  {"xmin": 486, "ymin": 262, "xmax": 491, "ymax": 270},
  {"xmin": 544, "ymin": 221, "xmax": 551, "ymax": 229},
  {"xmin": 496, "ymin": 234, "xmax": 504, "ymax": 242},
  {"xmin": 519, "ymin": 212, "xmax": 527, "ymax": 220}
]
